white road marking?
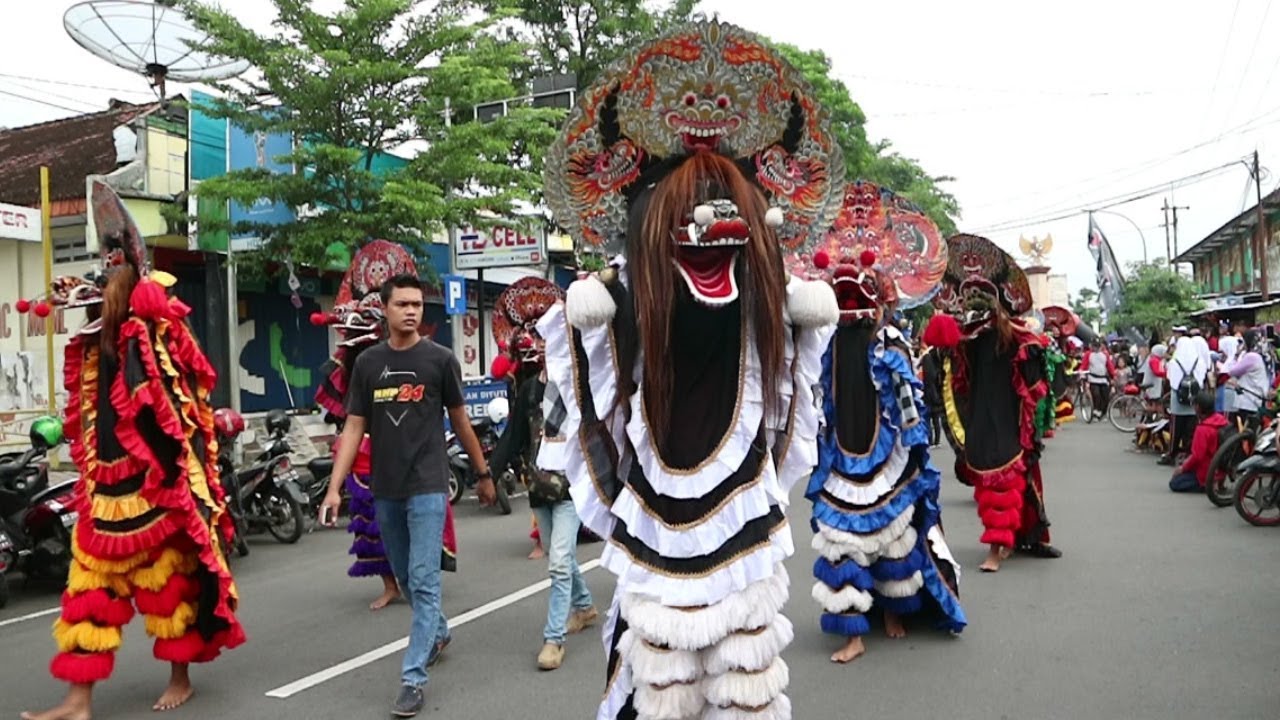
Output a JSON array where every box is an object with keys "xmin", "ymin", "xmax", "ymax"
[
  {"xmin": 0, "ymin": 606, "xmax": 59, "ymax": 629},
  {"xmin": 265, "ymin": 558, "xmax": 603, "ymax": 699}
]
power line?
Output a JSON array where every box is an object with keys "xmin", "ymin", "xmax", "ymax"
[
  {"xmin": 0, "ymin": 88, "xmax": 88, "ymax": 114},
  {"xmin": 964, "ymin": 104, "xmax": 1280, "ymax": 214},
  {"xmin": 0, "ymin": 72, "xmax": 153, "ymax": 97},
  {"xmin": 970, "ymin": 161, "xmax": 1242, "ymax": 235},
  {"xmin": 1223, "ymin": 0, "xmax": 1272, "ymax": 133},
  {"xmin": 0, "ymin": 79, "xmax": 101, "ymax": 113},
  {"xmin": 1200, "ymin": 0, "xmax": 1242, "ymax": 136}
]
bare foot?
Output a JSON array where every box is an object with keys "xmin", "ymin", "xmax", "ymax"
[
  {"xmin": 528, "ymin": 545, "xmax": 545, "ymax": 560},
  {"xmin": 979, "ymin": 544, "xmax": 1012, "ymax": 573},
  {"xmin": 153, "ymin": 664, "xmax": 193, "ymax": 712},
  {"xmin": 830, "ymin": 636, "xmax": 866, "ymax": 664},
  {"xmin": 23, "ymin": 683, "xmax": 93, "ymax": 720},
  {"xmin": 370, "ymin": 576, "xmax": 401, "ymax": 611},
  {"xmin": 883, "ymin": 611, "xmax": 907, "ymax": 639}
]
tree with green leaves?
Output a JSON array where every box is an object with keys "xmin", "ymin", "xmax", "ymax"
[
  {"xmin": 491, "ymin": 0, "xmax": 698, "ymax": 86},
  {"xmin": 181, "ymin": 0, "xmax": 560, "ymax": 276},
  {"xmin": 1108, "ymin": 262, "xmax": 1204, "ymax": 337},
  {"xmin": 498, "ymin": 2, "xmax": 961, "ymax": 234},
  {"xmin": 1070, "ymin": 287, "xmax": 1102, "ymax": 328}
]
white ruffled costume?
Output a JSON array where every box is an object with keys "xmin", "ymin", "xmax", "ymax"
[{"xmin": 537, "ymin": 266, "xmax": 835, "ymax": 720}]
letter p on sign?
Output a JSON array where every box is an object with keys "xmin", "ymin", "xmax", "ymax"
[{"xmin": 444, "ymin": 274, "xmax": 466, "ymax": 316}]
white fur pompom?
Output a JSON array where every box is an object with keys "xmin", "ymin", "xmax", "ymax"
[
  {"xmin": 693, "ymin": 204, "xmax": 715, "ymax": 226},
  {"xmin": 787, "ymin": 279, "xmax": 838, "ymax": 328},
  {"xmin": 765, "ymin": 206, "xmax": 784, "ymax": 228},
  {"xmin": 565, "ymin": 275, "xmax": 616, "ymax": 328}
]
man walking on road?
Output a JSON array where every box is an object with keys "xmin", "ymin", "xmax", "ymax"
[{"xmin": 321, "ymin": 274, "xmax": 495, "ymax": 717}]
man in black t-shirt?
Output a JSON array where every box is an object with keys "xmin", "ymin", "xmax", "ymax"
[{"xmin": 320, "ymin": 274, "xmax": 494, "ymax": 718}]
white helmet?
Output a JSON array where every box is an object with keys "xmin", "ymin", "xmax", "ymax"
[{"xmin": 486, "ymin": 397, "xmax": 510, "ymax": 424}]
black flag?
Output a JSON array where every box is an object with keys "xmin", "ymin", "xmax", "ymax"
[{"xmin": 1087, "ymin": 214, "xmax": 1125, "ymax": 319}]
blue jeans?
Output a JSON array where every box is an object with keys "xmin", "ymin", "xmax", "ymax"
[
  {"xmin": 532, "ymin": 500, "xmax": 593, "ymax": 644},
  {"xmin": 376, "ymin": 492, "xmax": 450, "ymax": 688}
]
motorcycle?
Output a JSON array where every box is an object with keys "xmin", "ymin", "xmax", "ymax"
[
  {"xmin": 214, "ymin": 409, "xmax": 309, "ymax": 555},
  {"xmin": 1233, "ymin": 425, "xmax": 1280, "ymax": 527},
  {"xmin": 0, "ymin": 417, "xmax": 76, "ymax": 608},
  {"xmin": 447, "ymin": 413, "xmax": 518, "ymax": 516}
]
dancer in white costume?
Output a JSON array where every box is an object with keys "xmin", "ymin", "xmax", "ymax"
[{"xmin": 537, "ymin": 21, "xmax": 844, "ymax": 720}]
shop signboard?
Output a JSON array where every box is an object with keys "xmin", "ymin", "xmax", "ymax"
[{"xmin": 454, "ymin": 225, "xmax": 545, "ymax": 270}]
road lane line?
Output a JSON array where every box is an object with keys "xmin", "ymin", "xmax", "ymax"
[
  {"xmin": 0, "ymin": 606, "xmax": 59, "ymax": 629},
  {"xmin": 265, "ymin": 558, "xmax": 603, "ymax": 699}
]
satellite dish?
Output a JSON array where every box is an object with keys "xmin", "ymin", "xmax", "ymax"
[{"xmin": 64, "ymin": 0, "xmax": 249, "ymax": 98}]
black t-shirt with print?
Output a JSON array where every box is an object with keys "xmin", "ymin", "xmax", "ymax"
[{"xmin": 346, "ymin": 339, "xmax": 465, "ymax": 499}]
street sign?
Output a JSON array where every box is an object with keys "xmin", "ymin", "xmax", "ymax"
[
  {"xmin": 0, "ymin": 202, "xmax": 41, "ymax": 242},
  {"xmin": 454, "ymin": 225, "xmax": 546, "ymax": 270},
  {"xmin": 443, "ymin": 274, "xmax": 467, "ymax": 315}
]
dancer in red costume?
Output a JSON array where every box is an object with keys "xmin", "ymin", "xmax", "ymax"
[
  {"xmin": 314, "ymin": 240, "xmax": 458, "ymax": 610},
  {"xmin": 925, "ymin": 234, "xmax": 1062, "ymax": 573},
  {"xmin": 21, "ymin": 182, "xmax": 244, "ymax": 720}
]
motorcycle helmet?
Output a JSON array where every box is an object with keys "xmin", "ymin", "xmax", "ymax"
[
  {"xmin": 29, "ymin": 415, "xmax": 63, "ymax": 449},
  {"xmin": 486, "ymin": 397, "xmax": 509, "ymax": 425},
  {"xmin": 265, "ymin": 409, "xmax": 292, "ymax": 436},
  {"xmin": 213, "ymin": 408, "xmax": 246, "ymax": 439}
]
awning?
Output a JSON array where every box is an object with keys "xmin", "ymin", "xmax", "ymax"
[
  {"xmin": 1175, "ymin": 185, "xmax": 1280, "ymax": 265},
  {"xmin": 1188, "ymin": 298, "xmax": 1280, "ymax": 317}
]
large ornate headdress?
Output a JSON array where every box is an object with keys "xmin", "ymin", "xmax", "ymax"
[
  {"xmin": 933, "ymin": 233, "xmax": 1032, "ymax": 321},
  {"xmin": 310, "ymin": 239, "xmax": 417, "ymax": 346},
  {"xmin": 544, "ymin": 20, "xmax": 845, "ymax": 267},
  {"xmin": 789, "ymin": 180, "xmax": 947, "ymax": 324},
  {"xmin": 491, "ymin": 277, "xmax": 565, "ymax": 364},
  {"xmin": 16, "ymin": 181, "xmax": 156, "ymax": 329}
]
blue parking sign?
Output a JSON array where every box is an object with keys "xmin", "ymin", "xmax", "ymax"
[{"xmin": 443, "ymin": 274, "xmax": 466, "ymax": 315}]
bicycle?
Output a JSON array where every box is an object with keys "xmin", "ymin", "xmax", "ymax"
[
  {"xmin": 1107, "ymin": 384, "xmax": 1146, "ymax": 433},
  {"xmin": 1070, "ymin": 372, "xmax": 1093, "ymax": 423}
]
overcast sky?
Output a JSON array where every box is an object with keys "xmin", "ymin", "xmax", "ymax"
[{"xmin": 3, "ymin": 0, "xmax": 1278, "ymax": 297}]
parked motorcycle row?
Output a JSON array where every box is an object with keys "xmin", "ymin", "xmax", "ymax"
[{"xmin": 0, "ymin": 400, "xmax": 524, "ymax": 609}]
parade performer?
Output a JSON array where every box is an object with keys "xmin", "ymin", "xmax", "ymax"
[
  {"xmin": 538, "ymin": 20, "xmax": 842, "ymax": 718},
  {"xmin": 1043, "ymin": 307, "xmax": 1079, "ymax": 424},
  {"xmin": 21, "ymin": 182, "xmax": 244, "ymax": 720},
  {"xmin": 313, "ymin": 240, "xmax": 458, "ymax": 612},
  {"xmin": 925, "ymin": 233, "xmax": 1062, "ymax": 573},
  {"xmin": 792, "ymin": 181, "xmax": 965, "ymax": 664},
  {"xmin": 1038, "ymin": 337, "xmax": 1068, "ymax": 437}
]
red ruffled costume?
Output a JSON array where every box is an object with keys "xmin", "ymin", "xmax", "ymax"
[
  {"xmin": 52, "ymin": 284, "xmax": 244, "ymax": 682},
  {"xmin": 24, "ymin": 181, "xmax": 244, "ymax": 684},
  {"xmin": 927, "ymin": 233, "xmax": 1055, "ymax": 552}
]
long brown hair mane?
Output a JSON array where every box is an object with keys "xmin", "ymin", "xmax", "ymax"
[
  {"xmin": 626, "ymin": 152, "xmax": 787, "ymax": 447},
  {"xmin": 99, "ymin": 265, "xmax": 139, "ymax": 358}
]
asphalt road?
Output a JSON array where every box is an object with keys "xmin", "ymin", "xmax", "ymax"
[{"xmin": 1, "ymin": 419, "xmax": 1276, "ymax": 719}]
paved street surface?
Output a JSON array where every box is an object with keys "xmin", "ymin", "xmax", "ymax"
[{"xmin": 2, "ymin": 420, "xmax": 1276, "ymax": 719}]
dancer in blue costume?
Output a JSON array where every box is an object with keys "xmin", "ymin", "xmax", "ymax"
[{"xmin": 792, "ymin": 181, "xmax": 965, "ymax": 664}]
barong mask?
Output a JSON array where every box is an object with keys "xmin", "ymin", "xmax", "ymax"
[
  {"xmin": 310, "ymin": 239, "xmax": 418, "ymax": 344},
  {"xmin": 934, "ymin": 233, "xmax": 1032, "ymax": 331},
  {"xmin": 788, "ymin": 180, "xmax": 947, "ymax": 327},
  {"xmin": 492, "ymin": 277, "xmax": 565, "ymax": 366},
  {"xmin": 544, "ymin": 20, "xmax": 845, "ymax": 310}
]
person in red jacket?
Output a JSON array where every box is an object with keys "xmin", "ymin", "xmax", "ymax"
[{"xmin": 1170, "ymin": 390, "xmax": 1227, "ymax": 492}]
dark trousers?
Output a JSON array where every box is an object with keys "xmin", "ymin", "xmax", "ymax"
[
  {"xmin": 1089, "ymin": 382, "xmax": 1111, "ymax": 414},
  {"xmin": 1169, "ymin": 471, "xmax": 1201, "ymax": 493},
  {"xmin": 927, "ymin": 407, "xmax": 944, "ymax": 446}
]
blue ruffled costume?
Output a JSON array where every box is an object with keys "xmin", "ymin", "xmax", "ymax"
[{"xmin": 807, "ymin": 326, "xmax": 966, "ymax": 638}]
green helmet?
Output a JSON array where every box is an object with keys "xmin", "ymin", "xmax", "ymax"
[{"xmin": 30, "ymin": 415, "xmax": 63, "ymax": 449}]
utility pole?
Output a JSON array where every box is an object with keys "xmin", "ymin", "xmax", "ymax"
[
  {"xmin": 1255, "ymin": 150, "xmax": 1271, "ymax": 300},
  {"xmin": 1161, "ymin": 198, "xmax": 1172, "ymax": 265}
]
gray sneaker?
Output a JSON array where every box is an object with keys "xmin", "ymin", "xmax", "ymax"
[{"xmin": 392, "ymin": 685, "xmax": 425, "ymax": 717}]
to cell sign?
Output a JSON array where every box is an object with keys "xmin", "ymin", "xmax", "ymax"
[
  {"xmin": 454, "ymin": 225, "xmax": 545, "ymax": 270},
  {"xmin": 0, "ymin": 202, "xmax": 40, "ymax": 242}
]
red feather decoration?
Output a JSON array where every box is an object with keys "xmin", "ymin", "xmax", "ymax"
[{"xmin": 923, "ymin": 313, "xmax": 962, "ymax": 348}]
